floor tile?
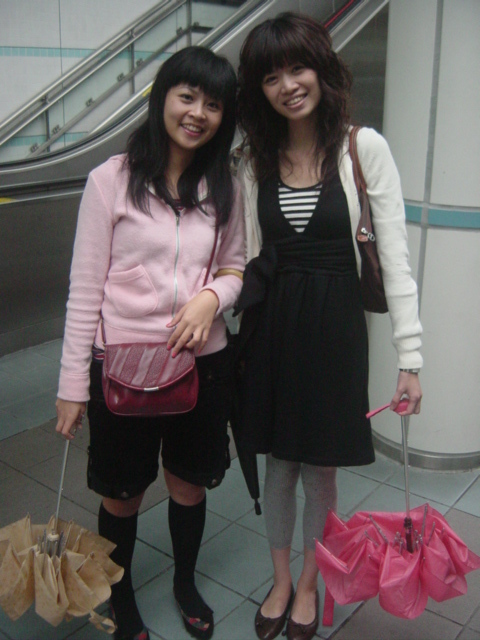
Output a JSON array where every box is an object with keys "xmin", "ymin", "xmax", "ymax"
[
  {"xmin": 22, "ymin": 361, "xmax": 60, "ymax": 393},
  {"xmin": 335, "ymin": 469, "xmax": 379, "ymax": 516},
  {"xmin": 454, "ymin": 478, "xmax": 480, "ymax": 518},
  {"xmin": 52, "ymin": 499, "xmax": 98, "ymax": 533},
  {"xmin": 0, "ymin": 370, "xmax": 45, "ymax": 406},
  {"xmin": 442, "ymin": 509, "xmax": 480, "ymax": 556},
  {"xmin": 0, "ymin": 425, "xmax": 64, "ymax": 470},
  {"xmin": 0, "ymin": 461, "xmax": 10, "ymax": 481},
  {"xmin": 2, "ymin": 389, "xmax": 57, "ymax": 431},
  {"xmin": 0, "ymin": 604, "xmax": 85, "ymax": 640},
  {"xmin": 33, "ymin": 339, "xmax": 63, "ymax": 361},
  {"xmin": 352, "ymin": 483, "xmax": 448, "ymax": 517},
  {"xmin": 137, "ymin": 566, "xmax": 244, "ymax": 640},
  {"xmin": 0, "ymin": 408, "xmax": 28, "ymax": 440},
  {"xmin": 346, "ymin": 452, "xmax": 400, "ymax": 483},
  {"xmin": 386, "ymin": 466, "xmax": 479, "ymax": 506},
  {"xmin": 469, "ymin": 605, "xmax": 480, "ymax": 633},
  {"xmin": 196, "ymin": 523, "xmax": 275, "ymax": 596},
  {"xmin": 456, "ymin": 628, "xmax": 480, "ymax": 640},
  {"xmin": 0, "ymin": 349, "xmax": 53, "ymax": 376},
  {"xmin": 25, "ymin": 442, "xmax": 89, "ymax": 496},
  {"xmin": 213, "ymin": 598, "xmax": 259, "ymax": 640},
  {"xmin": 331, "ymin": 597, "xmax": 462, "ymax": 639},
  {"xmin": 132, "ymin": 539, "xmax": 174, "ymax": 590},
  {"xmin": 207, "ymin": 466, "xmax": 262, "ymax": 521},
  {"xmin": 0, "ymin": 468, "xmax": 58, "ymax": 528}
]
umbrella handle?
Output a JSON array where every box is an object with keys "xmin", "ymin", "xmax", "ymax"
[
  {"xmin": 401, "ymin": 415, "xmax": 411, "ymax": 517},
  {"xmin": 54, "ymin": 439, "xmax": 71, "ymax": 533},
  {"xmin": 366, "ymin": 399, "xmax": 409, "ymax": 419}
]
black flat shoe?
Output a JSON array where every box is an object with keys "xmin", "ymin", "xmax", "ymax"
[
  {"xmin": 254, "ymin": 584, "xmax": 295, "ymax": 640},
  {"xmin": 285, "ymin": 590, "xmax": 319, "ymax": 640}
]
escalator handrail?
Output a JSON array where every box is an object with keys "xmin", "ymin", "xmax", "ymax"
[
  {"xmin": 0, "ymin": 0, "xmax": 385, "ymax": 180},
  {"xmin": 0, "ymin": 0, "xmax": 186, "ymax": 145}
]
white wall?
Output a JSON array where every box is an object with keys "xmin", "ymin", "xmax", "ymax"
[{"xmin": 371, "ymin": 0, "xmax": 480, "ymax": 464}]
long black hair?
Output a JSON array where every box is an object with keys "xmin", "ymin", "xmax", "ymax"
[
  {"xmin": 237, "ymin": 12, "xmax": 352, "ymax": 185},
  {"xmin": 126, "ymin": 46, "xmax": 237, "ymax": 226}
]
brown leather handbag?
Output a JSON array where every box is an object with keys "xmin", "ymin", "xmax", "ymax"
[
  {"xmin": 349, "ymin": 126, "xmax": 388, "ymax": 314},
  {"xmin": 101, "ymin": 227, "xmax": 219, "ymax": 417}
]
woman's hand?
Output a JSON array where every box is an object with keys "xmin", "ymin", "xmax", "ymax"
[
  {"xmin": 166, "ymin": 290, "xmax": 219, "ymax": 357},
  {"xmin": 390, "ymin": 371, "xmax": 422, "ymax": 416},
  {"xmin": 56, "ymin": 399, "xmax": 86, "ymax": 440}
]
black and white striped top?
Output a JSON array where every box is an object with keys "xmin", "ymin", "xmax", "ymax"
[{"xmin": 278, "ymin": 181, "xmax": 322, "ymax": 233}]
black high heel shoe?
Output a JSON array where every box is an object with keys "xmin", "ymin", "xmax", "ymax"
[
  {"xmin": 174, "ymin": 585, "xmax": 214, "ymax": 640},
  {"xmin": 109, "ymin": 602, "xmax": 150, "ymax": 640}
]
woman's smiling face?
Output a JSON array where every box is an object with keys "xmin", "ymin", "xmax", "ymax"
[
  {"xmin": 262, "ymin": 64, "xmax": 321, "ymax": 123},
  {"xmin": 163, "ymin": 84, "xmax": 224, "ymax": 159}
]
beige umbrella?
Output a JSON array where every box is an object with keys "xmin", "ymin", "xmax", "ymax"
[{"xmin": 0, "ymin": 440, "xmax": 123, "ymax": 632}]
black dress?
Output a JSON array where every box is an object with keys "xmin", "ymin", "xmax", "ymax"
[{"xmin": 236, "ymin": 169, "xmax": 374, "ymax": 467}]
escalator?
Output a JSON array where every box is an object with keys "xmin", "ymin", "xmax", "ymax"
[{"xmin": 0, "ymin": 0, "xmax": 388, "ymax": 355}]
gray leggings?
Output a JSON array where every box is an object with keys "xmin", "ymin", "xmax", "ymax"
[{"xmin": 264, "ymin": 454, "xmax": 337, "ymax": 551}]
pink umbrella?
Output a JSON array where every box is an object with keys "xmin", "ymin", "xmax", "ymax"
[{"xmin": 316, "ymin": 402, "xmax": 480, "ymax": 626}]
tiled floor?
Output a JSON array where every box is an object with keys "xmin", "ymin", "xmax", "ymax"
[{"xmin": 1, "ymin": 340, "xmax": 480, "ymax": 640}]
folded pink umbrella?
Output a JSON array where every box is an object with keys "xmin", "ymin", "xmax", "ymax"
[{"xmin": 316, "ymin": 402, "xmax": 480, "ymax": 626}]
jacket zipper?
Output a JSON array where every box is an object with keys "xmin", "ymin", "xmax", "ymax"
[{"xmin": 171, "ymin": 210, "xmax": 181, "ymax": 317}]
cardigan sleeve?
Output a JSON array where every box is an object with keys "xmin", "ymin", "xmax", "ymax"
[
  {"xmin": 57, "ymin": 166, "xmax": 117, "ymax": 401},
  {"xmin": 356, "ymin": 128, "xmax": 423, "ymax": 369}
]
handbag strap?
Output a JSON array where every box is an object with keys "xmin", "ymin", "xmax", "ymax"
[
  {"xmin": 101, "ymin": 224, "xmax": 219, "ymax": 346},
  {"xmin": 203, "ymin": 225, "xmax": 219, "ymax": 286},
  {"xmin": 349, "ymin": 125, "xmax": 367, "ymax": 197}
]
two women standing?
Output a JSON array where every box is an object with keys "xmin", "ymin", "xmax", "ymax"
[{"xmin": 56, "ymin": 11, "xmax": 422, "ymax": 640}]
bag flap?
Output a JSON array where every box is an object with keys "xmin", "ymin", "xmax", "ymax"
[{"xmin": 104, "ymin": 343, "xmax": 195, "ymax": 391}]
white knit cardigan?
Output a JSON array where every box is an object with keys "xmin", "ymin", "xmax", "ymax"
[{"xmin": 238, "ymin": 126, "xmax": 423, "ymax": 370}]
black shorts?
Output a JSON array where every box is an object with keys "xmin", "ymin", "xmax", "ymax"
[{"xmin": 87, "ymin": 346, "xmax": 233, "ymax": 500}]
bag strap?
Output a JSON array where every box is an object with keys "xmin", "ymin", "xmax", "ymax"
[
  {"xmin": 101, "ymin": 225, "xmax": 219, "ymax": 346},
  {"xmin": 349, "ymin": 125, "xmax": 367, "ymax": 196},
  {"xmin": 203, "ymin": 225, "xmax": 219, "ymax": 286}
]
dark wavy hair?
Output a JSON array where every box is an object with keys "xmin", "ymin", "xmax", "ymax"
[
  {"xmin": 237, "ymin": 12, "xmax": 352, "ymax": 185},
  {"xmin": 126, "ymin": 46, "xmax": 237, "ymax": 226}
]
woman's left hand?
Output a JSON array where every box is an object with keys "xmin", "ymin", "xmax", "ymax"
[
  {"xmin": 391, "ymin": 371, "xmax": 422, "ymax": 416},
  {"xmin": 166, "ymin": 290, "xmax": 219, "ymax": 357}
]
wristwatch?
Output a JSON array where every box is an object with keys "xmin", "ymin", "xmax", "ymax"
[{"xmin": 399, "ymin": 368, "xmax": 420, "ymax": 374}]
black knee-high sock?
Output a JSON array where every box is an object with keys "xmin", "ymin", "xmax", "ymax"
[
  {"xmin": 168, "ymin": 496, "xmax": 211, "ymax": 618},
  {"xmin": 99, "ymin": 502, "xmax": 143, "ymax": 636}
]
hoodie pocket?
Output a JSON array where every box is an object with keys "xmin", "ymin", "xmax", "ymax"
[{"xmin": 105, "ymin": 265, "xmax": 158, "ymax": 317}]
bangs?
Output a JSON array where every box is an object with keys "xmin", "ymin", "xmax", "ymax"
[
  {"xmin": 168, "ymin": 49, "xmax": 235, "ymax": 104},
  {"xmin": 247, "ymin": 24, "xmax": 317, "ymax": 82}
]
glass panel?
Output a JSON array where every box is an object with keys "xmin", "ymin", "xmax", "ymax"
[
  {"xmin": 339, "ymin": 4, "xmax": 389, "ymax": 133},
  {"xmin": 0, "ymin": 1, "xmax": 250, "ymax": 161}
]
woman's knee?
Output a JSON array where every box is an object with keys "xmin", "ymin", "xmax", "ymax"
[
  {"xmin": 164, "ymin": 469, "xmax": 205, "ymax": 506},
  {"xmin": 103, "ymin": 492, "xmax": 144, "ymax": 517}
]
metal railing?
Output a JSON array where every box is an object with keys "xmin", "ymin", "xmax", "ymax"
[{"xmin": 0, "ymin": 0, "xmax": 242, "ymax": 160}]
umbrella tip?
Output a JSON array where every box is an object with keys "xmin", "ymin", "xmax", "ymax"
[{"xmin": 254, "ymin": 501, "xmax": 262, "ymax": 516}]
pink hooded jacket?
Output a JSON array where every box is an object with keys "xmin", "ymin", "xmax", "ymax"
[{"xmin": 58, "ymin": 154, "xmax": 245, "ymax": 402}]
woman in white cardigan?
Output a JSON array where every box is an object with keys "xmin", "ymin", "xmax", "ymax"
[{"xmin": 235, "ymin": 12, "xmax": 422, "ymax": 640}]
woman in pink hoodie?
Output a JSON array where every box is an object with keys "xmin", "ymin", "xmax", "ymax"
[{"xmin": 55, "ymin": 47, "xmax": 244, "ymax": 640}]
